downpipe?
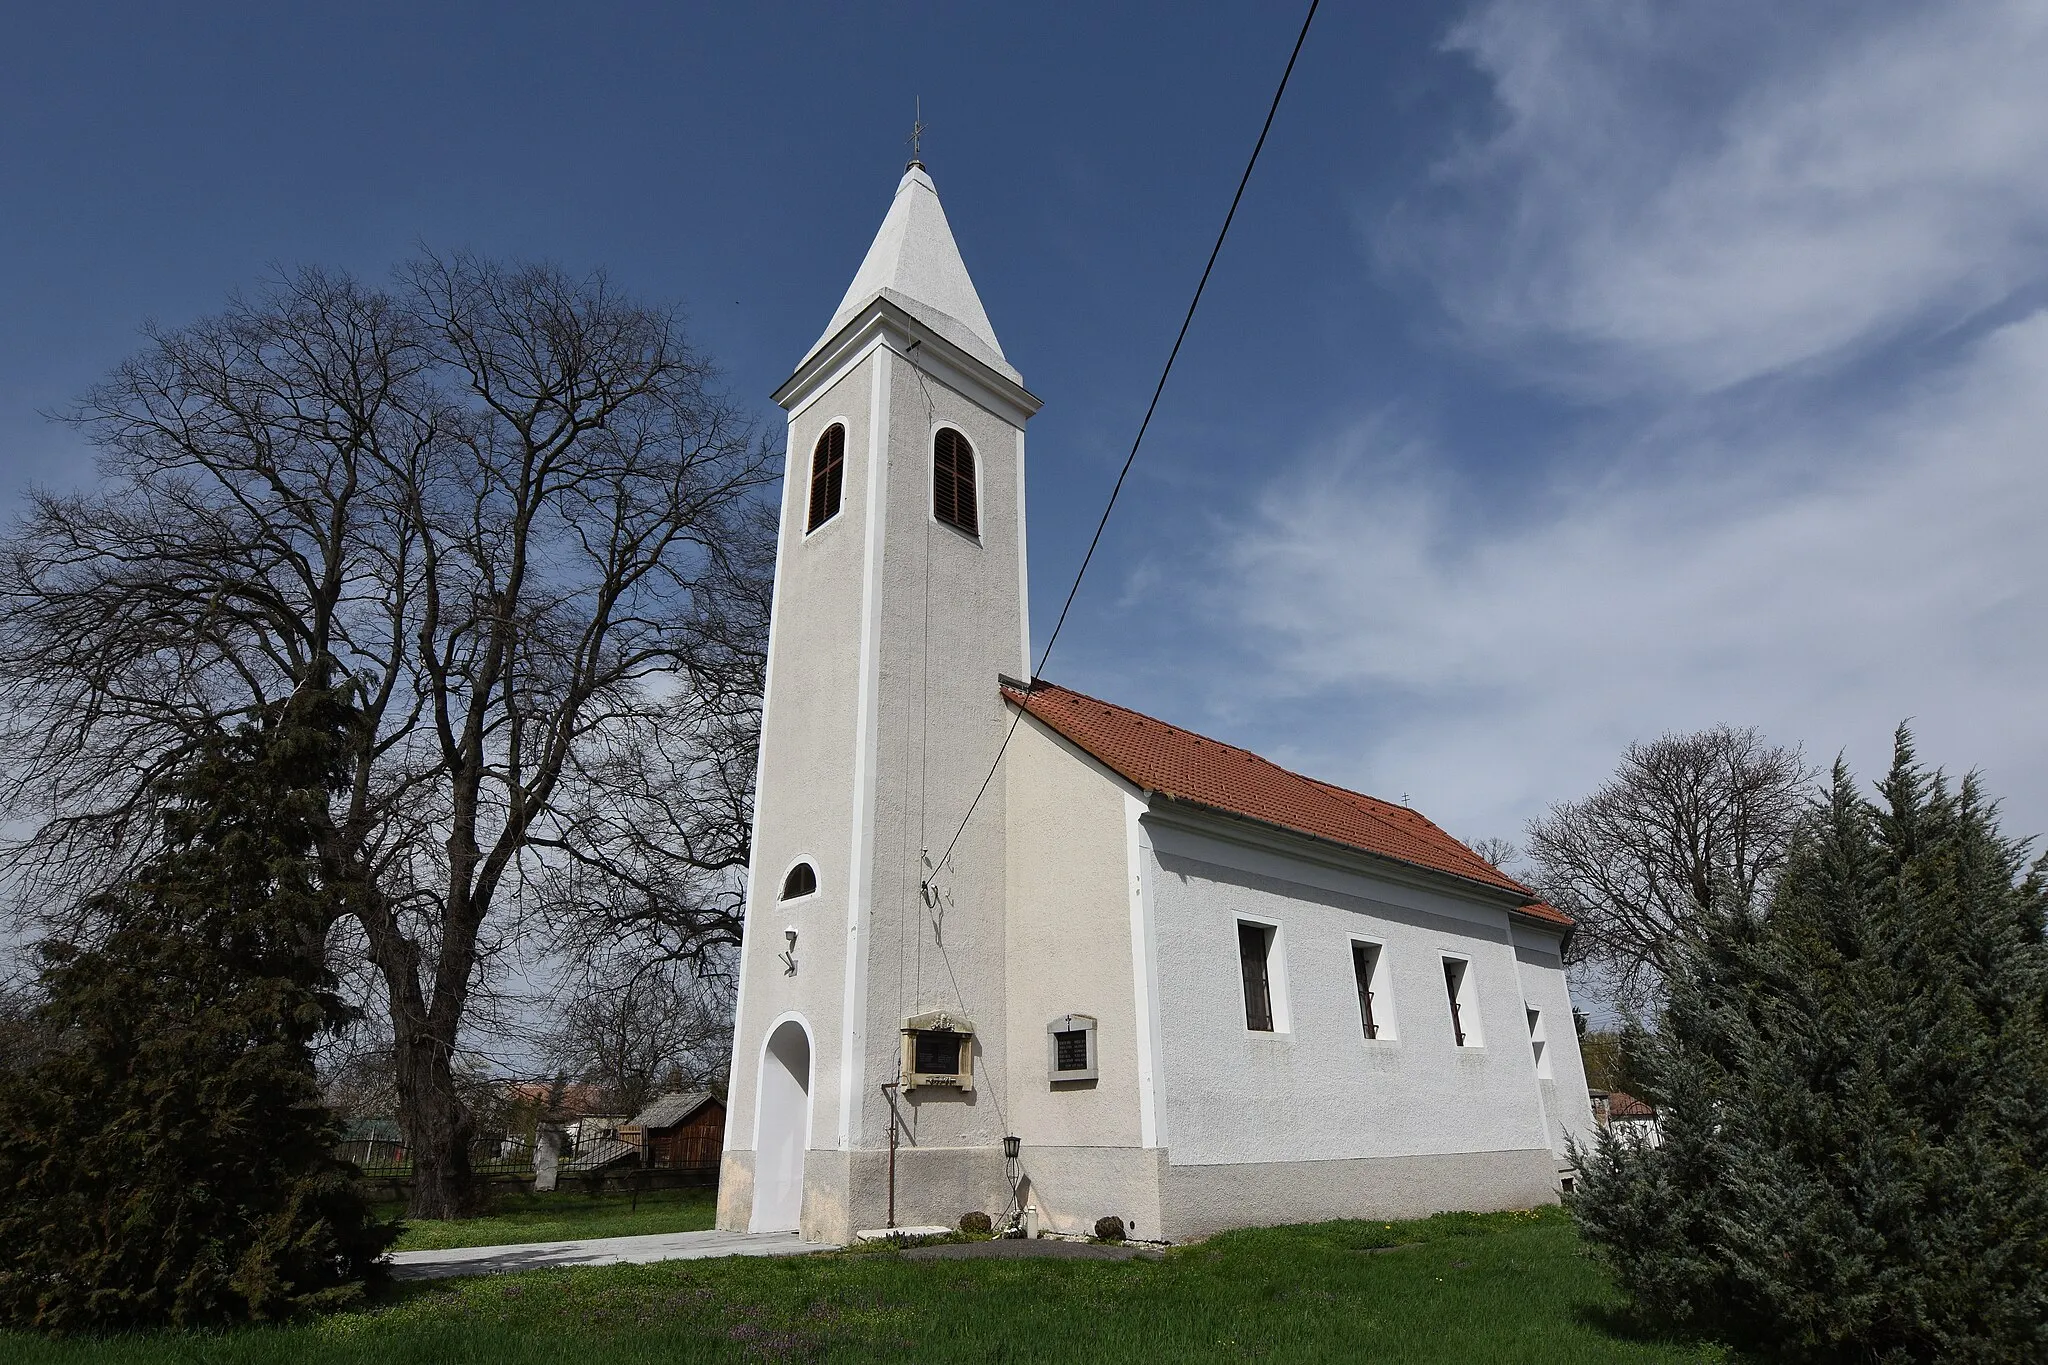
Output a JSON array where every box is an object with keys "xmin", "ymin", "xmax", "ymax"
[{"xmin": 880, "ymin": 1080, "xmax": 901, "ymax": 1228}]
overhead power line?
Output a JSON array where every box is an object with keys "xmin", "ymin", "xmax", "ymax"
[{"xmin": 927, "ymin": 0, "xmax": 1322, "ymax": 883}]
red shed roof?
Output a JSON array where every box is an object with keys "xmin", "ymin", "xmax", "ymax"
[
  {"xmin": 1002, "ymin": 679, "xmax": 1570, "ymax": 929},
  {"xmin": 1606, "ymin": 1090, "xmax": 1657, "ymax": 1120}
]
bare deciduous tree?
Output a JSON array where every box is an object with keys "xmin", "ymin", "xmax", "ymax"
[
  {"xmin": 1525, "ymin": 725, "xmax": 1810, "ymax": 1012},
  {"xmin": 1575, "ymin": 1029, "xmax": 1643, "ymax": 1097},
  {"xmin": 1464, "ymin": 836, "xmax": 1520, "ymax": 874},
  {"xmin": 0, "ymin": 256, "xmax": 775, "ymax": 1216},
  {"xmin": 540, "ymin": 956, "xmax": 735, "ymax": 1119}
]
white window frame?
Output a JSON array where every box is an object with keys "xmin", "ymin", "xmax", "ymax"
[
  {"xmin": 1045, "ymin": 1013, "xmax": 1099, "ymax": 1083},
  {"xmin": 1233, "ymin": 914, "xmax": 1291, "ymax": 1035},
  {"xmin": 1440, "ymin": 953, "xmax": 1484, "ymax": 1048},
  {"xmin": 1346, "ymin": 935, "xmax": 1397, "ymax": 1041},
  {"xmin": 777, "ymin": 855, "xmax": 821, "ymax": 905}
]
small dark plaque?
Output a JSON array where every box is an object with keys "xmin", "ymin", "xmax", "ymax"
[
  {"xmin": 915, "ymin": 1030, "xmax": 960, "ymax": 1075},
  {"xmin": 1054, "ymin": 1029, "xmax": 1089, "ymax": 1072}
]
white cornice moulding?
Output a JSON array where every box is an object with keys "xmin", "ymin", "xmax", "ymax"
[{"xmin": 776, "ymin": 298, "xmax": 1042, "ymax": 428}]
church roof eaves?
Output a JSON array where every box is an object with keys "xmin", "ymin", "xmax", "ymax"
[{"xmin": 1002, "ymin": 679, "xmax": 1572, "ymax": 930}]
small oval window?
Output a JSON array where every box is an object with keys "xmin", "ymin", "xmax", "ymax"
[{"xmin": 781, "ymin": 862, "xmax": 818, "ymax": 900}]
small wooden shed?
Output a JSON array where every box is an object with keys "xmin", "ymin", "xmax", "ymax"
[
  {"xmin": 337, "ymin": 1117, "xmax": 405, "ymax": 1170},
  {"xmin": 620, "ymin": 1091, "xmax": 726, "ymax": 1173}
]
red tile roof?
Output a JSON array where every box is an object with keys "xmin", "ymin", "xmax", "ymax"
[
  {"xmin": 1002, "ymin": 679, "xmax": 1571, "ymax": 929},
  {"xmin": 1605, "ymin": 1090, "xmax": 1657, "ymax": 1120}
]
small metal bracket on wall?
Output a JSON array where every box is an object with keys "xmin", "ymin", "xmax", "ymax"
[
  {"xmin": 920, "ymin": 851, "xmax": 946, "ymax": 945},
  {"xmin": 778, "ymin": 928, "xmax": 798, "ymax": 976}
]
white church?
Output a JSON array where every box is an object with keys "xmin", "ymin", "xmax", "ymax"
[{"xmin": 717, "ymin": 162, "xmax": 1595, "ymax": 1245}]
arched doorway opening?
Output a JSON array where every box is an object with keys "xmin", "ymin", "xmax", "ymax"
[{"xmin": 749, "ymin": 1017, "xmax": 812, "ymax": 1232}]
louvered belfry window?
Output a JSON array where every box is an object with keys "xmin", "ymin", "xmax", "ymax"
[
  {"xmin": 932, "ymin": 427, "xmax": 979, "ymax": 536},
  {"xmin": 807, "ymin": 424, "xmax": 845, "ymax": 532}
]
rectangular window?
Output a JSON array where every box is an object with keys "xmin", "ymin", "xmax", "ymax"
[
  {"xmin": 1239, "ymin": 922, "xmax": 1275, "ymax": 1032},
  {"xmin": 1054, "ymin": 1030, "xmax": 1089, "ymax": 1071},
  {"xmin": 1352, "ymin": 942, "xmax": 1383, "ymax": 1039},
  {"xmin": 914, "ymin": 1030, "xmax": 961, "ymax": 1076},
  {"xmin": 1045, "ymin": 1013, "xmax": 1098, "ymax": 1082},
  {"xmin": 901, "ymin": 1010, "xmax": 975, "ymax": 1091},
  {"xmin": 1443, "ymin": 957, "xmax": 1480, "ymax": 1047}
]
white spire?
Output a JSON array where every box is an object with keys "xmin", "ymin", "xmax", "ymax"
[{"xmin": 803, "ymin": 165, "xmax": 1017, "ymax": 382}]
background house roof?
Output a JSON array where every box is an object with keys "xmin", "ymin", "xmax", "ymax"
[
  {"xmin": 1004, "ymin": 679, "xmax": 1570, "ymax": 928},
  {"xmin": 1605, "ymin": 1091, "xmax": 1657, "ymax": 1121},
  {"xmin": 626, "ymin": 1091, "xmax": 718, "ymax": 1131},
  {"xmin": 339, "ymin": 1118, "xmax": 403, "ymax": 1144},
  {"xmin": 502, "ymin": 1080, "xmax": 615, "ymax": 1117},
  {"xmin": 562, "ymin": 1137, "xmax": 638, "ymax": 1173}
]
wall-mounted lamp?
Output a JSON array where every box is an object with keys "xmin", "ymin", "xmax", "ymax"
[
  {"xmin": 778, "ymin": 928, "xmax": 798, "ymax": 976},
  {"xmin": 1001, "ymin": 1136, "xmax": 1025, "ymax": 1237}
]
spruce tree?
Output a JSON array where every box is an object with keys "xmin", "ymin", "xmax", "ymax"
[
  {"xmin": 0, "ymin": 688, "xmax": 395, "ymax": 1333},
  {"xmin": 1571, "ymin": 729, "xmax": 2048, "ymax": 1362}
]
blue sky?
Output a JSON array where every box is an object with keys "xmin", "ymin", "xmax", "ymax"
[{"xmin": 6, "ymin": 0, "xmax": 2046, "ymax": 861}]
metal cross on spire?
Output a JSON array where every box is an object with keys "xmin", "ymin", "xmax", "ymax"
[{"xmin": 907, "ymin": 97, "xmax": 927, "ymax": 168}]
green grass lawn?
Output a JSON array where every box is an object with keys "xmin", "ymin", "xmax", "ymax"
[
  {"xmin": 4, "ymin": 1206, "xmax": 1735, "ymax": 1364},
  {"xmin": 380, "ymin": 1185, "xmax": 720, "ymax": 1251}
]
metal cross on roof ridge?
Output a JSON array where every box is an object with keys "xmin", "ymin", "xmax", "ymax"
[{"xmin": 908, "ymin": 96, "xmax": 927, "ymax": 166}]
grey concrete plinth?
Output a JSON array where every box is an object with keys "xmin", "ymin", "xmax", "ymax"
[{"xmin": 387, "ymin": 1229, "xmax": 840, "ymax": 1280}]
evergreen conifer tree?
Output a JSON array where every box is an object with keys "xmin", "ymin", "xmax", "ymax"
[
  {"xmin": 0, "ymin": 686, "xmax": 395, "ymax": 1332},
  {"xmin": 1571, "ymin": 729, "xmax": 2048, "ymax": 1362}
]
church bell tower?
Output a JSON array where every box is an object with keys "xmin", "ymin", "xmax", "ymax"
[{"xmin": 717, "ymin": 162, "xmax": 1041, "ymax": 1241}]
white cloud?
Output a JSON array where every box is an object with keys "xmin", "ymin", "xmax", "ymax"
[
  {"xmin": 1046, "ymin": 0, "xmax": 2048, "ymax": 1029},
  {"xmin": 1210, "ymin": 306, "xmax": 2048, "ymax": 846},
  {"xmin": 1405, "ymin": 0, "xmax": 2048, "ymax": 394},
  {"xmin": 1081, "ymin": 0, "xmax": 2048, "ymax": 904}
]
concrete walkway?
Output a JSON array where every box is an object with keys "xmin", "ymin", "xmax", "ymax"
[{"xmin": 388, "ymin": 1228, "xmax": 841, "ymax": 1281}]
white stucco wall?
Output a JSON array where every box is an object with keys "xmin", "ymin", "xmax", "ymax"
[
  {"xmin": 1144, "ymin": 815, "xmax": 1562, "ymax": 1171},
  {"xmin": 722, "ymin": 297, "xmax": 1039, "ymax": 1236},
  {"xmin": 721, "ymin": 349, "xmax": 878, "ymax": 1234},
  {"xmin": 1002, "ymin": 712, "xmax": 1147, "ymax": 1148},
  {"xmin": 1512, "ymin": 924, "xmax": 1597, "ymax": 1161},
  {"xmin": 850, "ymin": 339, "xmax": 1028, "ymax": 1172}
]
